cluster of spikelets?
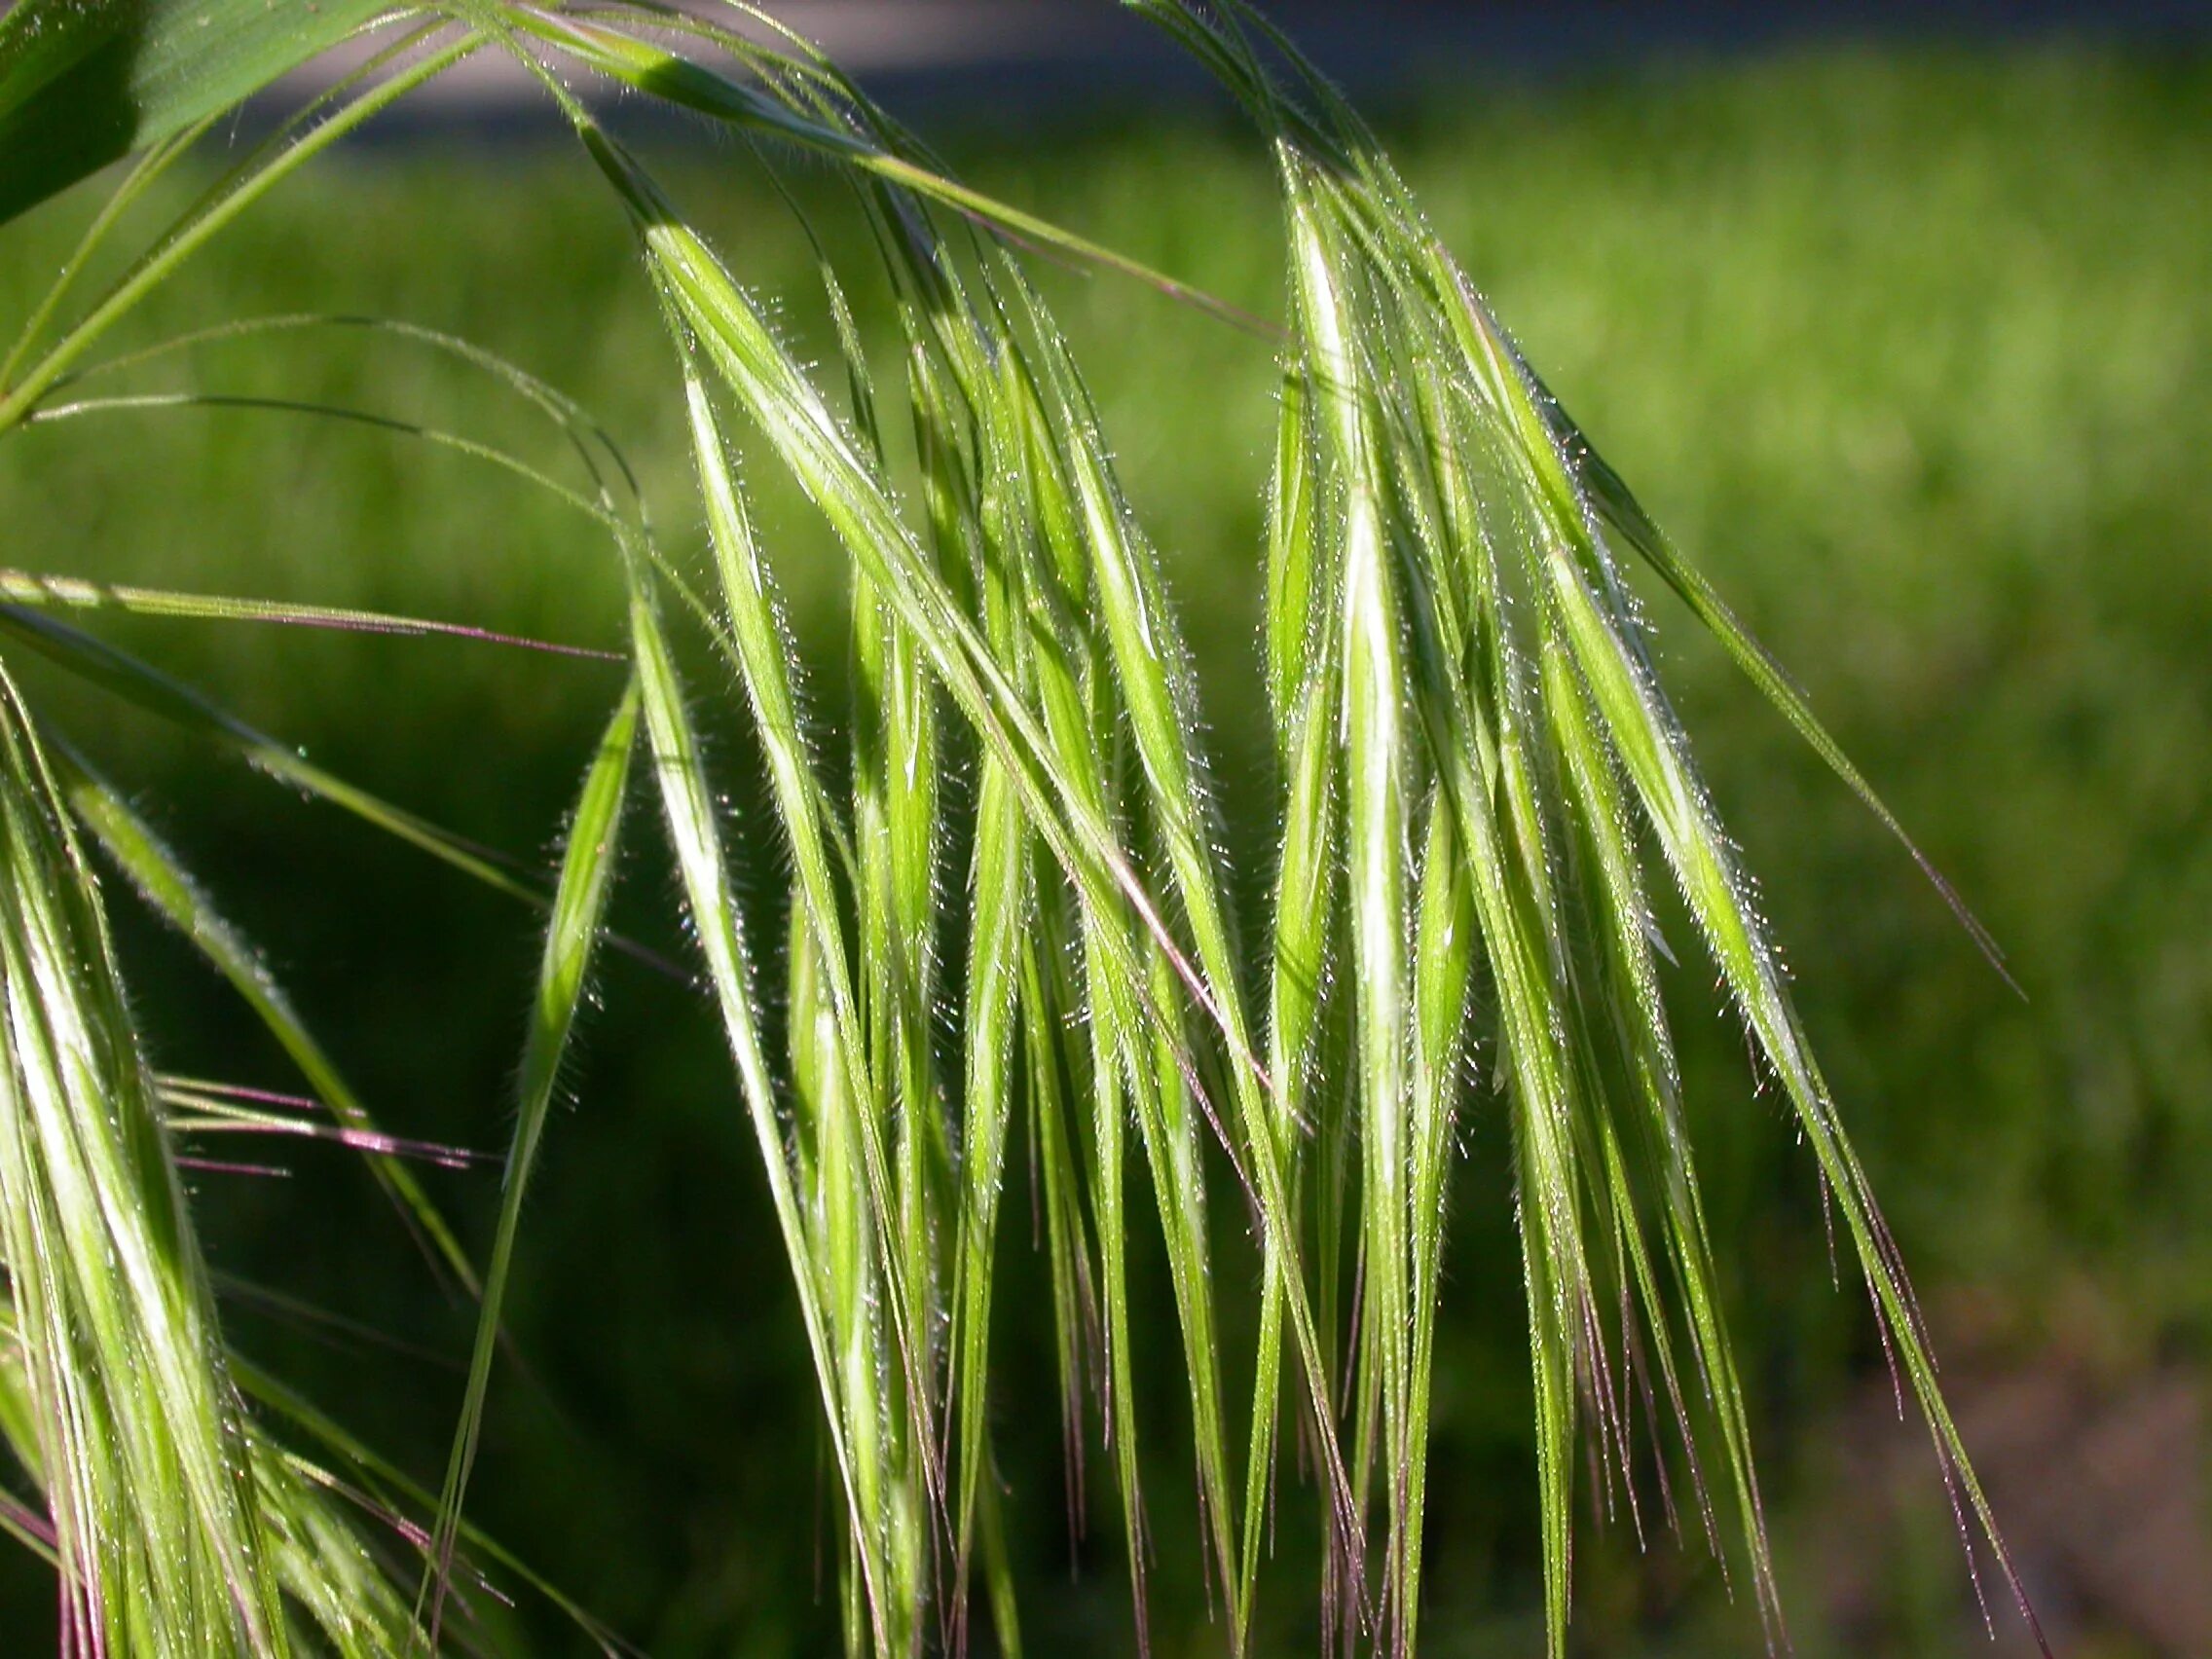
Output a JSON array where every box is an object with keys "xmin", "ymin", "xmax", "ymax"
[{"xmin": 0, "ymin": 2, "xmax": 2046, "ymax": 1655}]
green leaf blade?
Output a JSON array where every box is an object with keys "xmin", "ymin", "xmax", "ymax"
[{"xmin": 0, "ymin": 0, "xmax": 393, "ymax": 227}]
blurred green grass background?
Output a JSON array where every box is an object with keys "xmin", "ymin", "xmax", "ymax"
[{"xmin": 2, "ymin": 43, "xmax": 2207, "ymax": 1656}]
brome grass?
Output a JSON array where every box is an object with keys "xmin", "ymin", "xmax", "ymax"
[{"xmin": 0, "ymin": 3, "xmax": 2054, "ymax": 1654}]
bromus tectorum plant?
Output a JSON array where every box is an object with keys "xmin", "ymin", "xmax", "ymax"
[{"xmin": 0, "ymin": 2, "xmax": 2052, "ymax": 1655}]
